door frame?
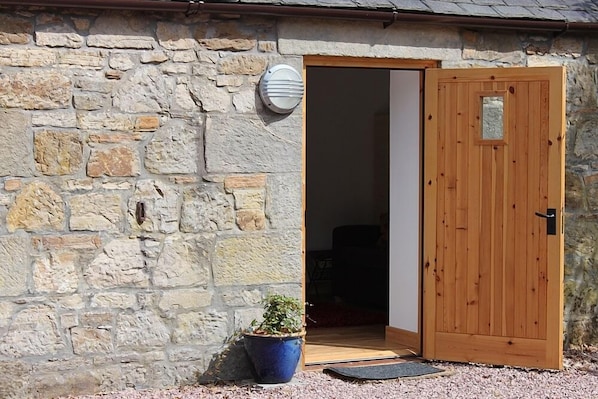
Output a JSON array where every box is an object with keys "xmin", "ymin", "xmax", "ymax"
[{"xmin": 301, "ymin": 56, "xmax": 438, "ymax": 362}]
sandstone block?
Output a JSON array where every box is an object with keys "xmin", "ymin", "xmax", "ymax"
[
  {"xmin": 232, "ymin": 189, "xmax": 264, "ymax": 210},
  {"xmin": 221, "ymin": 288, "xmax": 262, "ymax": 306},
  {"xmin": 33, "ymin": 252, "xmax": 79, "ymax": 294},
  {"xmin": 0, "ymin": 361, "xmax": 30, "ymax": 398},
  {"xmin": 34, "ymin": 130, "xmax": 83, "ymax": 175},
  {"xmin": 140, "ymin": 51, "xmax": 169, "ymax": 64},
  {"xmin": 173, "ymin": 50, "xmax": 197, "ymax": 63},
  {"xmin": 463, "ymin": 32, "xmax": 525, "ymax": 64},
  {"xmin": 80, "ymin": 312, "xmax": 113, "ymax": 328},
  {"xmin": 77, "ymin": 112, "xmax": 135, "ymax": 131},
  {"xmin": 85, "ymin": 238, "xmax": 147, "ymax": 288},
  {"xmin": 145, "ymin": 120, "xmax": 200, "ymax": 174},
  {"xmin": 72, "ymin": 17, "xmax": 91, "ymax": 31},
  {"xmin": 36, "ymin": 29, "xmax": 83, "ymax": 48},
  {"xmin": 157, "ymin": 22, "xmax": 196, "ymax": 50},
  {"xmin": 62, "ymin": 178, "xmax": 93, "ymax": 191},
  {"xmin": 0, "ymin": 70, "xmax": 71, "ymax": 109},
  {"xmin": 56, "ymin": 294, "xmax": 85, "ymax": 310},
  {"xmin": 189, "ymin": 76, "xmax": 230, "ymax": 112},
  {"xmin": 116, "ymin": 311, "xmax": 170, "ymax": 349},
  {"xmin": 109, "ymin": 53, "xmax": 135, "ymax": 71},
  {"xmin": 4, "ymin": 178, "xmax": 21, "ymax": 191},
  {"xmin": 74, "ymin": 78, "xmax": 114, "ymax": 94},
  {"xmin": 113, "ymin": 66, "xmax": 173, "ymax": 113},
  {"xmin": 278, "ymin": 19, "xmax": 461, "ymax": 60},
  {"xmin": 552, "ymin": 36, "xmax": 583, "ymax": 58},
  {"xmin": 233, "ymin": 89, "xmax": 256, "ymax": 113},
  {"xmin": 213, "ymin": 231, "xmax": 301, "ymax": 286},
  {"xmin": 0, "ymin": 15, "xmax": 33, "ymax": 44},
  {"xmin": 573, "ymin": 117, "xmax": 598, "ymax": 159},
  {"xmin": 158, "ymin": 289, "xmax": 212, "ymax": 311},
  {"xmin": 91, "ymin": 293, "xmax": 137, "ymax": 309},
  {"xmin": 69, "ymin": 193, "xmax": 123, "ymax": 231},
  {"xmin": 73, "ymin": 93, "xmax": 108, "ymax": 110},
  {"xmin": 135, "ymin": 115, "xmax": 161, "ymax": 131},
  {"xmin": 0, "ymin": 48, "xmax": 56, "ymax": 67},
  {"xmin": 0, "ymin": 235, "xmax": 29, "ymax": 296},
  {"xmin": 87, "ymin": 146, "xmax": 140, "ymax": 177},
  {"xmin": 180, "ymin": 185, "xmax": 234, "ymax": 232},
  {"xmin": 31, "ymin": 234, "xmax": 101, "ymax": 250},
  {"xmin": 565, "ymin": 170, "xmax": 585, "ymax": 211},
  {"xmin": 224, "ymin": 174, "xmax": 266, "ymax": 191},
  {"xmin": 216, "ymin": 75, "xmax": 244, "ymax": 87},
  {"xmin": 153, "ymin": 234, "xmax": 212, "ymax": 288},
  {"xmin": 266, "ymin": 173, "xmax": 302, "ymax": 229},
  {"xmin": 88, "ymin": 132, "xmax": 142, "ymax": 143},
  {"xmin": 32, "ymin": 111, "xmax": 77, "ymax": 128},
  {"xmin": 258, "ymin": 41, "xmax": 277, "ymax": 52},
  {"xmin": 0, "ymin": 305, "xmax": 65, "ymax": 357},
  {"xmin": 236, "ymin": 209, "xmax": 266, "ymax": 231},
  {"xmin": 234, "ymin": 308, "xmax": 263, "ymax": 331},
  {"xmin": 195, "ymin": 22, "xmax": 256, "ymax": 51},
  {"xmin": 61, "ymin": 313, "xmax": 78, "ymax": 329},
  {"xmin": 217, "ymin": 54, "xmax": 267, "ymax": 75},
  {"xmin": 101, "ymin": 181, "xmax": 132, "ymax": 190},
  {"xmin": 7, "ymin": 182, "xmax": 65, "ymax": 232},
  {"xmin": 0, "ymin": 110, "xmax": 33, "ymax": 177},
  {"xmin": 89, "ymin": 14, "xmax": 155, "ymax": 49},
  {"xmin": 205, "ymin": 115, "xmax": 302, "ymax": 173},
  {"xmin": 71, "ymin": 327, "xmax": 113, "ymax": 354},
  {"xmin": 127, "ymin": 180, "xmax": 180, "ymax": 234},
  {"xmin": 172, "ymin": 311, "xmax": 228, "ymax": 345},
  {"xmin": 173, "ymin": 83, "xmax": 196, "ymax": 112}
]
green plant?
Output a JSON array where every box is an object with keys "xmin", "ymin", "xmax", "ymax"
[{"xmin": 249, "ymin": 293, "xmax": 305, "ymax": 335}]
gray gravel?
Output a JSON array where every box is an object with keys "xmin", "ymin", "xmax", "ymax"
[{"xmin": 61, "ymin": 349, "xmax": 598, "ymax": 399}]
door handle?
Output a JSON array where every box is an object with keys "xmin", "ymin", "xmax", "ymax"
[{"xmin": 535, "ymin": 208, "xmax": 556, "ymax": 235}]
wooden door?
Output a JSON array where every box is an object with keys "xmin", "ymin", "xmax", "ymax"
[{"xmin": 423, "ymin": 67, "xmax": 565, "ymax": 369}]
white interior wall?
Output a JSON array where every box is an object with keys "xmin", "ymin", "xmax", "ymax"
[{"xmin": 389, "ymin": 70, "xmax": 421, "ymax": 333}]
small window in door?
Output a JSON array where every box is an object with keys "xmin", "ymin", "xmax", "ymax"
[{"xmin": 477, "ymin": 91, "xmax": 507, "ymax": 145}]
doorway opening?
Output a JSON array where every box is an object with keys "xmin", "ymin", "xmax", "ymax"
[{"xmin": 304, "ymin": 61, "xmax": 426, "ymax": 365}]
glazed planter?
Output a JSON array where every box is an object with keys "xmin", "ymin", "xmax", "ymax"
[{"xmin": 243, "ymin": 332, "xmax": 304, "ymax": 384}]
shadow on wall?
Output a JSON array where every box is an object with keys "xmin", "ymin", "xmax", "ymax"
[{"xmin": 198, "ymin": 335, "xmax": 254, "ymax": 383}]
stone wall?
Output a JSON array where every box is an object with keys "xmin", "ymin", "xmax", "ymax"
[
  {"xmin": 0, "ymin": 7, "xmax": 302, "ymax": 398},
  {"xmin": 0, "ymin": 5, "xmax": 596, "ymax": 398}
]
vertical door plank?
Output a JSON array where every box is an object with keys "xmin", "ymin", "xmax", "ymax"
[
  {"xmin": 467, "ymin": 82, "xmax": 482, "ymax": 334},
  {"xmin": 436, "ymin": 83, "xmax": 448, "ymax": 332},
  {"xmin": 455, "ymin": 81, "xmax": 470, "ymax": 334},
  {"xmin": 537, "ymin": 80, "xmax": 550, "ymax": 340},
  {"xmin": 513, "ymin": 82, "xmax": 530, "ymax": 338},
  {"xmin": 444, "ymin": 82, "xmax": 458, "ymax": 333},
  {"xmin": 527, "ymin": 81, "xmax": 542, "ymax": 339}
]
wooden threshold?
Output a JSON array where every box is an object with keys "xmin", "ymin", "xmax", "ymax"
[{"xmin": 305, "ymin": 324, "xmax": 416, "ymax": 365}]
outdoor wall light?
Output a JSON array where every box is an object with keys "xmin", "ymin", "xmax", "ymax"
[{"xmin": 259, "ymin": 64, "xmax": 304, "ymax": 114}]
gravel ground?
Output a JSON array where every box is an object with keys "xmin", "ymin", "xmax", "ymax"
[{"xmin": 61, "ymin": 347, "xmax": 598, "ymax": 399}]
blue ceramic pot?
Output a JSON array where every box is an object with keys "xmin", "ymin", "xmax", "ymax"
[{"xmin": 243, "ymin": 333, "xmax": 304, "ymax": 383}]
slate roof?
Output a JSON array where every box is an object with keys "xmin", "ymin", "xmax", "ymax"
[{"xmin": 205, "ymin": 0, "xmax": 598, "ymax": 23}]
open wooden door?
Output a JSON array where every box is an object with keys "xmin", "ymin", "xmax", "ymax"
[{"xmin": 423, "ymin": 67, "xmax": 565, "ymax": 369}]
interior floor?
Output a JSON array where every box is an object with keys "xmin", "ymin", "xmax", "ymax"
[{"xmin": 305, "ymin": 324, "xmax": 414, "ymax": 365}]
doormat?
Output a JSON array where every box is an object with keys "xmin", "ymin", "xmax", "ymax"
[{"xmin": 324, "ymin": 362, "xmax": 444, "ymax": 380}]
